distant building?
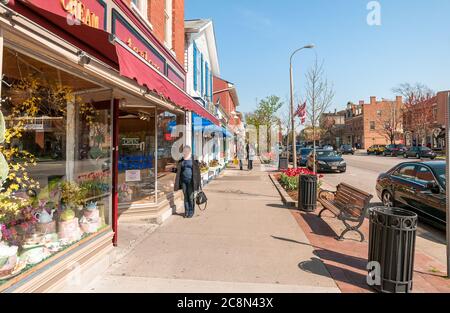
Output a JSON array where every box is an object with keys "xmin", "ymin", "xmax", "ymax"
[
  {"xmin": 319, "ymin": 109, "xmax": 346, "ymax": 148},
  {"xmin": 344, "ymin": 96, "xmax": 403, "ymax": 149},
  {"xmin": 403, "ymin": 91, "xmax": 449, "ymax": 150}
]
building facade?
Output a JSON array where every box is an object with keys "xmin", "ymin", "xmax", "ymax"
[
  {"xmin": 213, "ymin": 76, "xmax": 241, "ymax": 161},
  {"xmin": 0, "ymin": 0, "xmax": 221, "ymax": 292},
  {"xmin": 344, "ymin": 96, "xmax": 403, "ymax": 149},
  {"xmin": 403, "ymin": 90, "xmax": 449, "ymax": 150},
  {"xmin": 319, "ymin": 110, "xmax": 346, "ymax": 148},
  {"xmin": 184, "ymin": 19, "xmax": 222, "ymax": 164}
]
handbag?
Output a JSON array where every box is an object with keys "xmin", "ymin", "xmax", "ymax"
[{"xmin": 195, "ymin": 185, "xmax": 208, "ymax": 211}]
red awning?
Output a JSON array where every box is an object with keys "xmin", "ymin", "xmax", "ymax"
[
  {"xmin": 115, "ymin": 43, "xmax": 220, "ymax": 125},
  {"xmin": 10, "ymin": 0, "xmax": 118, "ymax": 66}
]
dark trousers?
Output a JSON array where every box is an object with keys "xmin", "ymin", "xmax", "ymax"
[
  {"xmin": 248, "ymin": 159, "xmax": 253, "ymax": 170},
  {"xmin": 182, "ymin": 181, "xmax": 195, "ymax": 216},
  {"xmin": 239, "ymin": 160, "xmax": 243, "ymax": 170}
]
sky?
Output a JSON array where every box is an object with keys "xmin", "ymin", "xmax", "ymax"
[{"xmin": 185, "ymin": 0, "xmax": 450, "ymax": 116}]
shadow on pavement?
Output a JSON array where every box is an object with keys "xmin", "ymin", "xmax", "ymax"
[{"xmin": 271, "ymin": 235, "xmax": 372, "ymax": 292}]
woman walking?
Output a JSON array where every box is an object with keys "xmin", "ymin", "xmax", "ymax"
[{"xmin": 174, "ymin": 146, "xmax": 201, "ymax": 218}]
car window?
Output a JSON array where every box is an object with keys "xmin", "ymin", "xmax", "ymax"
[
  {"xmin": 415, "ymin": 166, "xmax": 436, "ymax": 185},
  {"xmin": 393, "ymin": 165, "xmax": 417, "ymax": 180},
  {"xmin": 317, "ymin": 151, "xmax": 338, "ymax": 157}
]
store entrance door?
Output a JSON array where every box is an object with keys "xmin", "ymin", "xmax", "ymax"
[{"xmin": 117, "ymin": 108, "xmax": 157, "ymax": 208}]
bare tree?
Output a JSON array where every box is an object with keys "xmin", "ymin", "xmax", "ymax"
[
  {"xmin": 304, "ymin": 58, "xmax": 335, "ymax": 172},
  {"xmin": 305, "ymin": 59, "xmax": 335, "ymax": 136},
  {"xmin": 392, "ymin": 83, "xmax": 436, "ymax": 146},
  {"xmin": 375, "ymin": 102, "xmax": 403, "ymax": 145}
]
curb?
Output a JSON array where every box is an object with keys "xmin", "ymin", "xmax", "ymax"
[{"xmin": 268, "ymin": 174, "xmax": 296, "ymax": 208}]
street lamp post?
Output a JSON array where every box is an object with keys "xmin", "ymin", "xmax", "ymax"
[{"xmin": 289, "ymin": 44, "xmax": 315, "ymax": 169}]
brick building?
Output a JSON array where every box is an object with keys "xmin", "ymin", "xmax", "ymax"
[
  {"xmin": 125, "ymin": 0, "xmax": 185, "ymax": 66},
  {"xmin": 403, "ymin": 91, "xmax": 449, "ymax": 150},
  {"xmin": 344, "ymin": 96, "xmax": 403, "ymax": 149}
]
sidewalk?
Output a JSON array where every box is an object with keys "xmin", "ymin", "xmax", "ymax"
[
  {"xmin": 83, "ymin": 161, "xmax": 340, "ymax": 293},
  {"xmin": 289, "ymin": 181, "xmax": 450, "ymax": 293}
]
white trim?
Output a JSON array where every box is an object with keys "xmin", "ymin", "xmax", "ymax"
[{"xmin": 130, "ymin": 0, "xmax": 153, "ymax": 31}]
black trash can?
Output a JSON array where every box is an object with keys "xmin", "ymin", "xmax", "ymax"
[
  {"xmin": 278, "ymin": 157, "xmax": 288, "ymax": 170},
  {"xmin": 298, "ymin": 175, "xmax": 317, "ymax": 212},
  {"xmin": 368, "ymin": 207, "xmax": 418, "ymax": 293}
]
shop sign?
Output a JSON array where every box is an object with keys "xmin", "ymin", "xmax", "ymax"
[
  {"xmin": 112, "ymin": 11, "xmax": 165, "ymax": 73},
  {"xmin": 125, "ymin": 170, "xmax": 141, "ymax": 182},
  {"xmin": 19, "ymin": 0, "xmax": 107, "ymax": 30},
  {"xmin": 61, "ymin": 0, "xmax": 100, "ymax": 29},
  {"xmin": 121, "ymin": 138, "xmax": 140, "ymax": 146}
]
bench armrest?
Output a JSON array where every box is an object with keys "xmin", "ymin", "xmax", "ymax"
[{"xmin": 318, "ymin": 189, "xmax": 336, "ymax": 201}]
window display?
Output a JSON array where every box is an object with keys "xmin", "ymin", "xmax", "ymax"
[
  {"xmin": 157, "ymin": 111, "xmax": 184, "ymax": 196},
  {"xmin": 0, "ymin": 48, "xmax": 112, "ymax": 284}
]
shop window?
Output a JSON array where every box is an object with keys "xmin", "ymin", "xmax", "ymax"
[
  {"xmin": 156, "ymin": 111, "xmax": 184, "ymax": 197},
  {"xmin": 0, "ymin": 48, "xmax": 112, "ymax": 285}
]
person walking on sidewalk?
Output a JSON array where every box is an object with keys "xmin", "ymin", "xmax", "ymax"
[
  {"xmin": 174, "ymin": 146, "xmax": 201, "ymax": 218},
  {"xmin": 247, "ymin": 143, "xmax": 256, "ymax": 171}
]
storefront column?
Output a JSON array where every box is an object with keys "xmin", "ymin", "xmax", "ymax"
[
  {"xmin": 112, "ymin": 99, "xmax": 120, "ymax": 246},
  {"xmin": 0, "ymin": 27, "xmax": 3, "ymax": 97}
]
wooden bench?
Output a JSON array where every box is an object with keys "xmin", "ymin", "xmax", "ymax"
[{"xmin": 318, "ymin": 183, "xmax": 373, "ymax": 242}]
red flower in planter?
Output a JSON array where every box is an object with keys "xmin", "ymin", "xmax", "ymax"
[{"xmin": 281, "ymin": 168, "xmax": 319, "ymax": 177}]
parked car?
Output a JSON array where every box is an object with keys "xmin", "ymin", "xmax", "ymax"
[
  {"xmin": 367, "ymin": 145, "xmax": 386, "ymax": 155},
  {"xmin": 307, "ymin": 149, "xmax": 346, "ymax": 173},
  {"xmin": 338, "ymin": 144, "xmax": 355, "ymax": 155},
  {"xmin": 383, "ymin": 144, "xmax": 407, "ymax": 157},
  {"xmin": 298, "ymin": 148, "xmax": 313, "ymax": 166},
  {"xmin": 288, "ymin": 144, "xmax": 303, "ymax": 162},
  {"xmin": 321, "ymin": 145, "xmax": 334, "ymax": 151},
  {"xmin": 376, "ymin": 161, "xmax": 446, "ymax": 228},
  {"xmin": 403, "ymin": 146, "xmax": 437, "ymax": 160}
]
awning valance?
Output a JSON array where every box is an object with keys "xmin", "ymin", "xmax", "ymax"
[{"xmin": 115, "ymin": 43, "xmax": 220, "ymax": 126}]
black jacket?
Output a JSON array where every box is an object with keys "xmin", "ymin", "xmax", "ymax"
[{"xmin": 174, "ymin": 158, "xmax": 201, "ymax": 192}]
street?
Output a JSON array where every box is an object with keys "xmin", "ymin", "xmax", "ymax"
[
  {"xmin": 320, "ymin": 153, "xmax": 405, "ymax": 203},
  {"xmin": 320, "ymin": 153, "xmax": 448, "ymax": 266}
]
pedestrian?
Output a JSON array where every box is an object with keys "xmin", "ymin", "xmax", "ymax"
[
  {"xmin": 247, "ymin": 143, "xmax": 256, "ymax": 170},
  {"xmin": 174, "ymin": 146, "xmax": 201, "ymax": 218},
  {"xmin": 236, "ymin": 139, "xmax": 245, "ymax": 171}
]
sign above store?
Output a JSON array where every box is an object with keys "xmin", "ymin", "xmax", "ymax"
[
  {"xmin": 60, "ymin": 0, "xmax": 100, "ymax": 29},
  {"xmin": 17, "ymin": 0, "xmax": 107, "ymax": 30}
]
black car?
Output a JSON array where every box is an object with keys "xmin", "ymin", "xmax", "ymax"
[
  {"xmin": 307, "ymin": 149, "xmax": 346, "ymax": 173},
  {"xmin": 376, "ymin": 161, "xmax": 446, "ymax": 228},
  {"xmin": 298, "ymin": 148, "xmax": 313, "ymax": 166},
  {"xmin": 338, "ymin": 144, "xmax": 354, "ymax": 155},
  {"xmin": 403, "ymin": 146, "xmax": 437, "ymax": 159},
  {"xmin": 383, "ymin": 144, "xmax": 407, "ymax": 157}
]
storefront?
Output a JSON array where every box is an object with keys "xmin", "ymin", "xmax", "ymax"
[{"xmin": 0, "ymin": 0, "xmax": 219, "ymax": 292}]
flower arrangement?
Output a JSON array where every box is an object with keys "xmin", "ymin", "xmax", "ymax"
[
  {"xmin": 279, "ymin": 168, "xmax": 323, "ymax": 192},
  {"xmin": 208, "ymin": 160, "xmax": 219, "ymax": 168},
  {"xmin": 199, "ymin": 162, "xmax": 209, "ymax": 174}
]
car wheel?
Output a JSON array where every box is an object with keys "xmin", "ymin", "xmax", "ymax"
[
  {"xmin": 383, "ymin": 152, "xmax": 387, "ymax": 156},
  {"xmin": 403, "ymin": 153, "xmax": 408, "ymax": 159},
  {"xmin": 382, "ymin": 191, "xmax": 395, "ymax": 208}
]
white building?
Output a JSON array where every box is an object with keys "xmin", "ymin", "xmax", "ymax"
[{"xmin": 184, "ymin": 19, "xmax": 222, "ymax": 164}]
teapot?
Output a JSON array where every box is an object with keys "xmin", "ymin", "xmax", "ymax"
[
  {"xmin": 85, "ymin": 201, "xmax": 98, "ymax": 211},
  {"xmin": 34, "ymin": 209, "xmax": 55, "ymax": 224}
]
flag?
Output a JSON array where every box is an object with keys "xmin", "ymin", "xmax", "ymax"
[{"xmin": 295, "ymin": 102, "xmax": 307, "ymax": 125}]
